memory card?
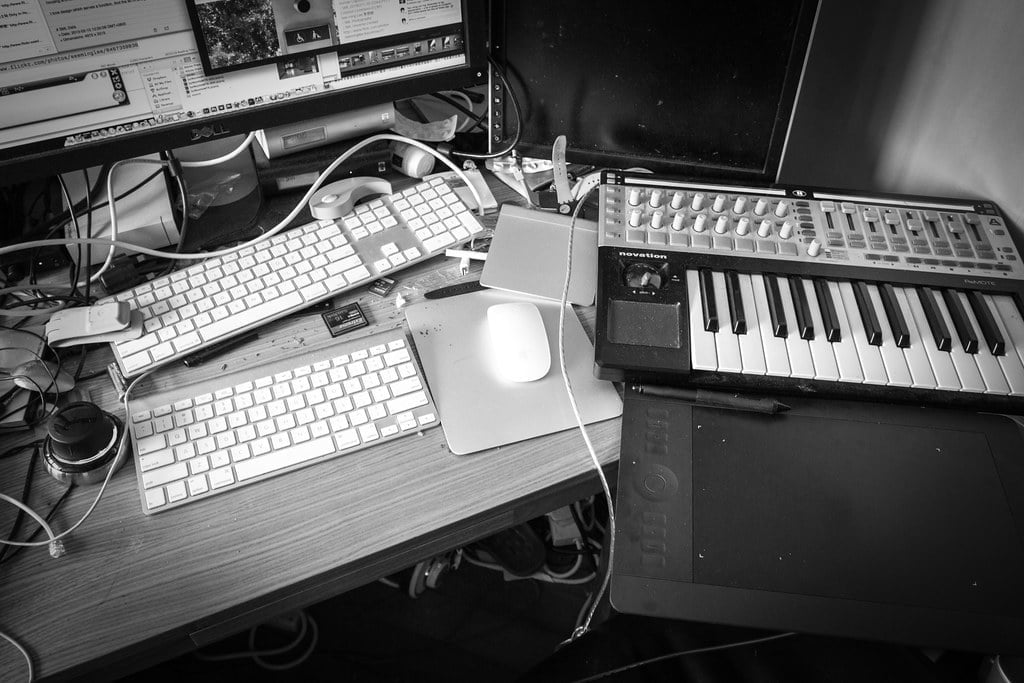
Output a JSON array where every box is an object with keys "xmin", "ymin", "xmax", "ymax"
[
  {"xmin": 369, "ymin": 277, "xmax": 396, "ymax": 297},
  {"xmin": 322, "ymin": 302, "xmax": 369, "ymax": 337}
]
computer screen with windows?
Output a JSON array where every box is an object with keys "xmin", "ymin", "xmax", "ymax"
[
  {"xmin": 0, "ymin": 0, "xmax": 486, "ymax": 179},
  {"xmin": 491, "ymin": 0, "xmax": 817, "ymax": 182}
]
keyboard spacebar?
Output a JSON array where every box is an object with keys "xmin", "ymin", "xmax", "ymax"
[
  {"xmin": 201, "ymin": 292, "xmax": 306, "ymax": 342},
  {"xmin": 234, "ymin": 436, "xmax": 336, "ymax": 481}
]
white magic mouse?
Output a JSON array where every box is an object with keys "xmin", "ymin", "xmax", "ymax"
[{"xmin": 487, "ymin": 302, "xmax": 551, "ymax": 383}]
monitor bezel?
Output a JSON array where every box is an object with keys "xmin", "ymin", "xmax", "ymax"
[
  {"xmin": 489, "ymin": 0, "xmax": 819, "ymax": 183},
  {"xmin": 0, "ymin": 1, "xmax": 488, "ymax": 181}
]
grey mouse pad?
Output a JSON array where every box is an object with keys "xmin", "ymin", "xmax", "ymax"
[{"xmin": 405, "ymin": 290, "xmax": 621, "ymax": 455}]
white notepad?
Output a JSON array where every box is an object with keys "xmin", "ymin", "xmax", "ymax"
[{"xmin": 405, "ymin": 290, "xmax": 622, "ymax": 455}]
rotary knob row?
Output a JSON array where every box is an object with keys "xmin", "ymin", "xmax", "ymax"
[
  {"xmin": 626, "ymin": 189, "xmax": 790, "ymax": 218},
  {"xmin": 628, "ymin": 209, "xmax": 796, "ymax": 239}
]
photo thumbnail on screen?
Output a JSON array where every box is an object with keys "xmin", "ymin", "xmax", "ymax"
[{"xmin": 191, "ymin": 0, "xmax": 339, "ymax": 72}]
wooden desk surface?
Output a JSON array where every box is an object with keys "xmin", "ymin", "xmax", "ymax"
[{"xmin": 0, "ymin": 173, "xmax": 621, "ymax": 680}]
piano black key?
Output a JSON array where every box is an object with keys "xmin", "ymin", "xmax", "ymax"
[
  {"xmin": 725, "ymin": 271, "xmax": 746, "ymax": 334},
  {"xmin": 852, "ymin": 281, "xmax": 882, "ymax": 346},
  {"xmin": 698, "ymin": 269, "xmax": 718, "ymax": 332},
  {"xmin": 813, "ymin": 279, "xmax": 841, "ymax": 342},
  {"xmin": 765, "ymin": 276, "xmax": 788, "ymax": 338},
  {"xmin": 788, "ymin": 277, "xmax": 814, "ymax": 340},
  {"xmin": 940, "ymin": 289, "xmax": 978, "ymax": 354},
  {"xmin": 917, "ymin": 287, "xmax": 952, "ymax": 352},
  {"xmin": 966, "ymin": 290, "xmax": 1005, "ymax": 356},
  {"xmin": 879, "ymin": 283, "xmax": 911, "ymax": 348}
]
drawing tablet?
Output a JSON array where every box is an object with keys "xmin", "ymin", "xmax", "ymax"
[
  {"xmin": 613, "ymin": 388, "xmax": 1024, "ymax": 654},
  {"xmin": 405, "ymin": 290, "xmax": 621, "ymax": 455}
]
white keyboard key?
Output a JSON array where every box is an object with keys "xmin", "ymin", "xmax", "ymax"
[
  {"xmin": 775, "ymin": 276, "xmax": 815, "ymax": 380},
  {"xmin": 956, "ymin": 291, "xmax": 1009, "ymax": 394},
  {"xmin": 750, "ymin": 274, "xmax": 790, "ymax": 377},
  {"xmin": 710, "ymin": 271, "xmax": 742, "ymax": 373},
  {"xmin": 800, "ymin": 279, "xmax": 839, "ymax": 381},
  {"xmin": 865, "ymin": 284, "xmax": 912, "ymax": 387},
  {"xmin": 836, "ymin": 281, "xmax": 888, "ymax": 385},
  {"xmin": 235, "ymin": 436, "xmax": 336, "ymax": 481},
  {"xmin": 139, "ymin": 451, "xmax": 176, "ymax": 472},
  {"xmin": 166, "ymin": 481, "xmax": 188, "ymax": 503},
  {"xmin": 142, "ymin": 462, "xmax": 189, "ymax": 489},
  {"xmin": 933, "ymin": 293, "xmax": 985, "ymax": 392},
  {"xmin": 824, "ymin": 280, "xmax": 863, "ymax": 383},
  {"xmin": 187, "ymin": 475, "xmax": 209, "ymax": 497},
  {"xmin": 145, "ymin": 488, "xmax": 166, "ymax": 510},
  {"xmin": 735, "ymin": 273, "xmax": 767, "ymax": 376},
  {"xmin": 986, "ymin": 295, "xmax": 1024, "ymax": 395},
  {"xmin": 891, "ymin": 287, "xmax": 937, "ymax": 389},
  {"xmin": 686, "ymin": 270, "xmax": 717, "ymax": 371},
  {"xmin": 904, "ymin": 289, "xmax": 960, "ymax": 391}
]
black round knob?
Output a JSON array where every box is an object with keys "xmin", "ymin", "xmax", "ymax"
[
  {"xmin": 295, "ymin": 0, "xmax": 311, "ymax": 12},
  {"xmin": 48, "ymin": 402, "xmax": 115, "ymax": 463}
]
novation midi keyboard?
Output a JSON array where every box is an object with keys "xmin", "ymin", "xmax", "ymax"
[{"xmin": 593, "ymin": 170, "xmax": 1024, "ymax": 413}]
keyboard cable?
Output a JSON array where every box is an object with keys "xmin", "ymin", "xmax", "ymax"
[{"xmin": 0, "ymin": 133, "xmax": 486, "ymax": 271}]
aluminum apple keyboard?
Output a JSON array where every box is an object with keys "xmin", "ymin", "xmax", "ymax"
[
  {"xmin": 128, "ymin": 326, "xmax": 439, "ymax": 514},
  {"xmin": 107, "ymin": 176, "xmax": 484, "ymax": 377}
]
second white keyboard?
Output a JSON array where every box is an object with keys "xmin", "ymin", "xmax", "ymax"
[
  {"xmin": 127, "ymin": 326, "xmax": 439, "ymax": 514},
  {"xmin": 107, "ymin": 176, "xmax": 484, "ymax": 377}
]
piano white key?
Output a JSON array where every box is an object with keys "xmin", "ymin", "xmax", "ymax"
[
  {"xmin": 687, "ymin": 270, "xmax": 718, "ymax": 371},
  {"xmin": 891, "ymin": 287, "xmax": 937, "ymax": 389},
  {"xmin": 750, "ymin": 274, "xmax": 791, "ymax": 377},
  {"xmin": 823, "ymin": 280, "xmax": 864, "ymax": 383},
  {"xmin": 800, "ymin": 279, "xmax": 839, "ymax": 381},
  {"xmin": 736, "ymin": 273, "xmax": 767, "ymax": 375},
  {"xmin": 904, "ymin": 287, "xmax": 961, "ymax": 391},
  {"xmin": 932, "ymin": 292, "xmax": 986, "ymax": 392},
  {"xmin": 711, "ymin": 271, "xmax": 743, "ymax": 373},
  {"xmin": 836, "ymin": 281, "xmax": 888, "ymax": 385},
  {"xmin": 774, "ymin": 276, "xmax": 815, "ymax": 379},
  {"xmin": 865, "ymin": 284, "xmax": 912, "ymax": 387},
  {"xmin": 956, "ymin": 292, "xmax": 1009, "ymax": 394},
  {"xmin": 987, "ymin": 295, "xmax": 1024, "ymax": 395}
]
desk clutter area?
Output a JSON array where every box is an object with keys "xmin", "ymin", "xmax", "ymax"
[{"xmin": 3, "ymin": 1, "xmax": 1024, "ymax": 681}]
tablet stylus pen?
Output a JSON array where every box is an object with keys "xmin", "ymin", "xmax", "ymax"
[{"xmin": 633, "ymin": 384, "xmax": 790, "ymax": 415}]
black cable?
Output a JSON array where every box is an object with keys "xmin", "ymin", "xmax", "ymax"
[
  {"xmin": 568, "ymin": 503, "xmax": 601, "ymax": 576},
  {"xmin": 155, "ymin": 151, "xmax": 189, "ymax": 279},
  {"xmin": 0, "ymin": 444, "xmax": 40, "ymax": 565},
  {"xmin": 83, "ymin": 168, "xmax": 93, "ymax": 305},
  {"xmin": 406, "ymin": 98, "xmax": 430, "ymax": 124},
  {"xmin": 451, "ymin": 55, "xmax": 522, "ymax": 160},
  {"xmin": 55, "ymin": 174, "xmax": 82, "ymax": 299},
  {"xmin": 430, "ymin": 92, "xmax": 487, "ymax": 132}
]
